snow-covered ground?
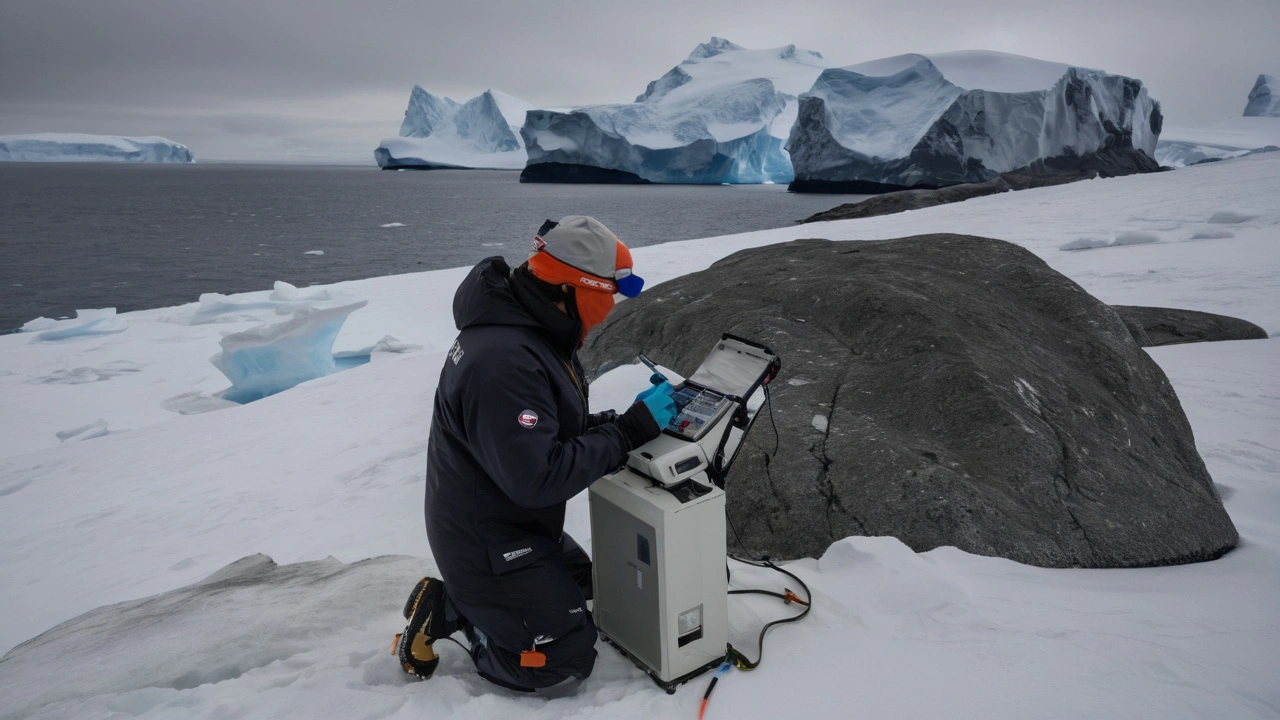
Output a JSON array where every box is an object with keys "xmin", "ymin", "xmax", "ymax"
[
  {"xmin": 1, "ymin": 155, "xmax": 1277, "ymax": 718},
  {"xmin": 0, "ymin": 133, "xmax": 194, "ymax": 163}
]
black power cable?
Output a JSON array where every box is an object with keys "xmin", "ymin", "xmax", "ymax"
[
  {"xmin": 763, "ymin": 383, "xmax": 780, "ymax": 456},
  {"xmin": 725, "ymin": 555, "xmax": 812, "ymax": 670},
  {"xmin": 697, "ymin": 389, "xmax": 813, "ymax": 715}
]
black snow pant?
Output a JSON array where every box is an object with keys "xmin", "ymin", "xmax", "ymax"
[{"xmin": 447, "ymin": 534, "xmax": 597, "ymax": 695}]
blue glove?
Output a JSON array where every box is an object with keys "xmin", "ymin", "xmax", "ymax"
[
  {"xmin": 637, "ymin": 381, "xmax": 677, "ymax": 428},
  {"xmin": 635, "ymin": 379, "xmax": 667, "ymax": 403}
]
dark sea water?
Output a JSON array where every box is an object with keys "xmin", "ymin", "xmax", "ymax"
[{"xmin": 0, "ymin": 163, "xmax": 866, "ymax": 332}]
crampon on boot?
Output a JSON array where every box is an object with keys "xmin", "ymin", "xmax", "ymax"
[{"xmin": 392, "ymin": 576, "xmax": 454, "ymax": 679}]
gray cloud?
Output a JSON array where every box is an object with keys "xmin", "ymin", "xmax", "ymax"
[{"xmin": 2, "ymin": 0, "xmax": 1277, "ymax": 162}]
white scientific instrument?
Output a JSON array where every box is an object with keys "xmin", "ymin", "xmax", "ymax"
[{"xmin": 589, "ymin": 334, "xmax": 780, "ymax": 691}]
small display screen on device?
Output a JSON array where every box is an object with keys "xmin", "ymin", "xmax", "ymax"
[{"xmin": 667, "ymin": 385, "xmax": 729, "ymax": 440}]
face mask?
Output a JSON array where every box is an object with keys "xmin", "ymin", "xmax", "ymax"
[{"xmin": 574, "ymin": 288, "xmax": 616, "ymax": 342}]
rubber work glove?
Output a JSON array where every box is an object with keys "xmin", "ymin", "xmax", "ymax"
[
  {"xmin": 637, "ymin": 381, "xmax": 678, "ymax": 429},
  {"xmin": 635, "ymin": 378, "xmax": 673, "ymax": 403}
]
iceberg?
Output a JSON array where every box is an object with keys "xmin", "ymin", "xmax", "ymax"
[
  {"xmin": 1155, "ymin": 118, "xmax": 1280, "ymax": 167},
  {"xmin": 0, "ymin": 133, "xmax": 193, "ymax": 163},
  {"xmin": 211, "ymin": 301, "xmax": 368, "ymax": 404},
  {"xmin": 1154, "ymin": 76, "xmax": 1280, "ymax": 167},
  {"xmin": 1243, "ymin": 74, "xmax": 1279, "ymax": 117},
  {"xmin": 520, "ymin": 38, "xmax": 837, "ymax": 184},
  {"xmin": 786, "ymin": 50, "xmax": 1163, "ymax": 192},
  {"xmin": 374, "ymin": 87, "xmax": 533, "ymax": 169}
]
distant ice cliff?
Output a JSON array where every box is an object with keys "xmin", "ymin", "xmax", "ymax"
[{"xmin": 0, "ymin": 133, "xmax": 194, "ymax": 163}]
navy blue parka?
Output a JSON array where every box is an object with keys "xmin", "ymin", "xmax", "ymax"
[{"xmin": 424, "ymin": 257, "xmax": 656, "ymax": 660}]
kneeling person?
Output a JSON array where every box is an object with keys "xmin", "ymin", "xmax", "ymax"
[{"xmin": 399, "ymin": 216, "xmax": 676, "ymax": 695}]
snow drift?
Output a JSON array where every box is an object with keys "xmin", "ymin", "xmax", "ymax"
[
  {"xmin": 786, "ymin": 51, "xmax": 1163, "ymax": 192},
  {"xmin": 374, "ymin": 87, "xmax": 533, "ymax": 169},
  {"xmin": 0, "ymin": 554, "xmax": 419, "ymax": 720},
  {"xmin": 0, "ymin": 134, "xmax": 193, "ymax": 163},
  {"xmin": 520, "ymin": 38, "xmax": 836, "ymax": 184}
]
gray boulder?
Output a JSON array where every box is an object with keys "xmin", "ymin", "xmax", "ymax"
[
  {"xmin": 1112, "ymin": 305, "xmax": 1268, "ymax": 347},
  {"xmin": 582, "ymin": 235, "xmax": 1237, "ymax": 568}
]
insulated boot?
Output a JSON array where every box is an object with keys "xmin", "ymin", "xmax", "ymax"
[{"xmin": 394, "ymin": 576, "xmax": 455, "ymax": 679}]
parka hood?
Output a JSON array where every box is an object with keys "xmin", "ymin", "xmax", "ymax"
[{"xmin": 452, "ymin": 256, "xmax": 581, "ymax": 352}]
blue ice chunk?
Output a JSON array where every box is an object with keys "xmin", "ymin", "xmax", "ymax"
[{"xmin": 212, "ymin": 301, "xmax": 368, "ymax": 404}]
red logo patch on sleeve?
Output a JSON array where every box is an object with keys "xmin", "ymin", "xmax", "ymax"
[{"xmin": 518, "ymin": 410, "xmax": 539, "ymax": 428}]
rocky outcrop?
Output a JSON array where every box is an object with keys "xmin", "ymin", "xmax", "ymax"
[
  {"xmin": 582, "ymin": 235, "xmax": 1238, "ymax": 568},
  {"xmin": 798, "ymin": 170, "xmax": 1126, "ymax": 223},
  {"xmin": 519, "ymin": 160, "xmax": 650, "ymax": 184},
  {"xmin": 1113, "ymin": 306, "xmax": 1268, "ymax": 347},
  {"xmin": 800, "ymin": 177, "xmax": 1013, "ymax": 222}
]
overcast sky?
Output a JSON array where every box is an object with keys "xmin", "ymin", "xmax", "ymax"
[{"xmin": 2, "ymin": 0, "xmax": 1276, "ymax": 164}]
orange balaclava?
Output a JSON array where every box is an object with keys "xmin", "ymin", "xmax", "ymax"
[{"xmin": 526, "ymin": 216, "xmax": 644, "ymax": 341}]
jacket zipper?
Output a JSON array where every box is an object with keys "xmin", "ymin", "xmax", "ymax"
[{"xmin": 562, "ymin": 358, "xmax": 588, "ymax": 431}]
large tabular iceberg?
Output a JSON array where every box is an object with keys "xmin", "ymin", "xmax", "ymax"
[
  {"xmin": 786, "ymin": 51, "xmax": 1163, "ymax": 192},
  {"xmin": 1243, "ymin": 74, "xmax": 1279, "ymax": 118},
  {"xmin": 375, "ymin": 87, "xmax": 533, "ymax": 169},
  {"xmin": 1155, "ymin": 75, "xmax": 1280, "ymax": 167},
  {"xmin": 0, "ymin": 133, "xmax": 193, "ymax": 163},
  {"xmin": 520, "ymin": 38, "xmax": 837, "ymax": 184}
]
